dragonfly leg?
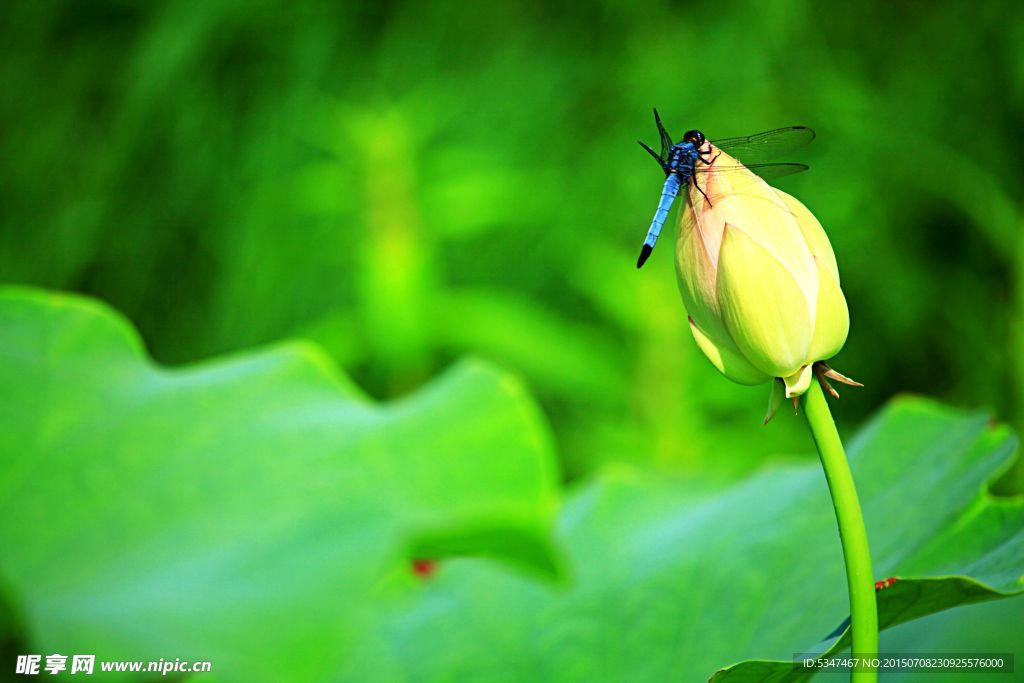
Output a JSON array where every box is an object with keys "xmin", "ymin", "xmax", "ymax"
[{"xmin": 692, "ymin": 176, "xmax": 713, "ymax": 208}]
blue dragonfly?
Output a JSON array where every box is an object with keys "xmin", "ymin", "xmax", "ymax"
[{"xmin": 636, "ymin": 108, "xmax": 815, "ymax": 268}]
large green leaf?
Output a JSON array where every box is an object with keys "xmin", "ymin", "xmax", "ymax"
[
  {"xmin": 345, "ymin": 399, "xmax": 1023, "ymax": 682},
  {"xmin": 0, "ymin": 288, "xmax": 561, "ymax": 681}
]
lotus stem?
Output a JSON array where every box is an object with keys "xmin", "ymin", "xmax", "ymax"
[{"xmin": 803, "ymin": 380, "xmax": 878, "ymax": 682}]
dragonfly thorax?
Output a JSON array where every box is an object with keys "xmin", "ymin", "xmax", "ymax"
[{"xmin": 667, "ymin": 143, "xmax": 699, "ymax": 176}]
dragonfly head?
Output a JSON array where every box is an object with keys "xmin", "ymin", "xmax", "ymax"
[{"xmin": 682, "ymin": 129, "xmax": 706, "ymax": 147}]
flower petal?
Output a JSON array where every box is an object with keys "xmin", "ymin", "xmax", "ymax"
[
  {"xmin": 716, "ymin": 223, "xmax": 812, "ymax": 378},
  {"xmin": 676, "ymin": 203, "xmax": 728, "ymax": 343},
  {"xmin": 783, "ymin": 364, "xmax": 814, "ymax": 398},
  {"xmin": 701, "ymin": 152, "xmax": 819, "ymax": 319},
  {"xmin": 688, "ymin": 316, "xmax": 771, "ymax": 386},
  {"xmin": 764, "ymin": 378, "xmax": 786, "ymax": 424},
  {"xmin": 773, "ymin": 189, "xmax": 849, "ymax": 362},
  {"xmin": 774, "ymin": 189, "xmax": 840, "ymax": 283},
  {"xmin": 807, "ymin": 257, "xmax": 850, "ymax": 362}
]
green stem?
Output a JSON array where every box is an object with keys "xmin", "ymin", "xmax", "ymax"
[{"xmin": 803, "ymin": 379, "xmax": 878, "ymax": 682}]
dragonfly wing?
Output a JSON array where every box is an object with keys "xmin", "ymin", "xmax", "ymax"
[
  {"xmin": 652, "ymin": 108, "xmax": 675, "ymax": 157},
  {"xmin": 695, "ymin": 162, "xmax": 810, "ymax": 181},
  {"xmin": 711, "ymin": 126, "xmax": 815, "ymax": 165},
  {"xmin": 638, "ymin": 140, "xmax": 669, "ymax": 175},
  {"xmin": 692, "ymin": 162, "xmax": 809, "ymax": 198},
  {"xmin": 740, "ymin": 162, "xmax": 810, "ymax": 181}
]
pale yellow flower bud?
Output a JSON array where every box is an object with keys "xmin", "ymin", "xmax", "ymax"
[{"xmin": 675, "ymin": 149, "xmax": 849, "ymax": 398}]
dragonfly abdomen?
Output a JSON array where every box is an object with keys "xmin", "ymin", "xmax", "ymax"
[{"xmin": 637, "ymin": 173, "xmax": 683, "ymax": 268}]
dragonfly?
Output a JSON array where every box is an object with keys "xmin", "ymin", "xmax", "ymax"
[{"xmin": 636, "ymin": 108, "xmax": 816, "ymax": 268}]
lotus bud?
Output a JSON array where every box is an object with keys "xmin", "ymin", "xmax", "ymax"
[{"xmin": 675, "ymin": 147, "xmax": 856, "ymax": 405}]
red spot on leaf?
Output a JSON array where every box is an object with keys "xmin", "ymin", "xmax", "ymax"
[
  {"xmin": 874, "ymin": 577, "xmax": 897, "ymax": 591},
  {"xmin": 411, "ymin": 558, "xmax": 437, "ymax": 579}
]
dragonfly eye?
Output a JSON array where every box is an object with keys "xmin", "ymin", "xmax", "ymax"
[{"xmin": 683, "ymin": 129, "xmax": 706, "ymax": 146}]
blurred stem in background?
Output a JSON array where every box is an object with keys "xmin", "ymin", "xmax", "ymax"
[{"xmin": 803, "ymin": 380, "xmax": 878, "ymax": 681}]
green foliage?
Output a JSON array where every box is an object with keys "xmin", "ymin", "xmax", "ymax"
[
  {"xmin": 0, "ymin": 288, "xmax": 560, "ymax": 681},
  {"xmin": 4, "ymin": 1, "xmax": 1022, "ymax": 482},
  {"xmin": 343, "ymin": 399, "xmax": 1022, "ymax": 682},
  {"xmin": 1, "ymin": 291, "xmax": 1021, "ymax": 681}
]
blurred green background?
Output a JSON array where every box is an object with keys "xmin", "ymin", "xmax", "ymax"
[
  {"xmin": 3, "ymin": 0, "xmax": 1023, "ymax": 482},
  {"xmin": 1, "ymin": 0, "xmax": 1022, "ymax": 667}
]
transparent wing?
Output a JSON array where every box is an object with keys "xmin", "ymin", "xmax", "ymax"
[
  {"xmin": 732, "ymin": 161, "xmax": 809, "ymax": 181},
  {"xmin": 694, "ymin": 162, "xmax": 810, "ymax": 181},
  {"xmin": 691, "ymin": 162, "xmax": 810, "ymax": 199},
  {"xmin": 711, "ymin": 127, "xmax": 815, "ymax": 165}
]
